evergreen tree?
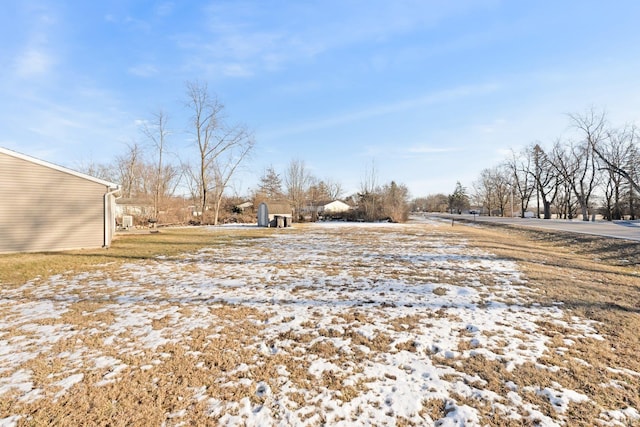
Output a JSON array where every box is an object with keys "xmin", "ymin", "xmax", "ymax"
[
  {"xmin": 258, "ymin": 165, "xmax": 284, "ymax": 199},
  {"xmin": 448, "ymin": 181, "xmax": 470, "ymax": 214}
]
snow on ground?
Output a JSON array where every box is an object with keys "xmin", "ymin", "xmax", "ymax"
[{"xmin": 0, "ymin": 219, "xmax": 638, "ymax": 426}]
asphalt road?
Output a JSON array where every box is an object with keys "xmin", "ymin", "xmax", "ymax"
[{"xmin": 426, "ymin": 214, "xmax": 640, "ymax": 242}]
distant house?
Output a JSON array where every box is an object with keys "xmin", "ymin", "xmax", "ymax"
[
  {"xmin": 0, "ymin": 147, "xmax": 120, "ymax": 253},
  {"xmin": 115, "ymin": 198, "xmax": 154, "ymax": 218},
  {"xmin": 303, "ymin": 200, "xmax": 352, "ymax": 220},
  {"xmin": 319, "ymin": 200, "xmax": 351, "ymax": 215},
  {"xmin": 234, "ymin": 201, "xmax": 253, "ymax": 213}
]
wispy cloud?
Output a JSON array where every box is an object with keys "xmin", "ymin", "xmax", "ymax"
[
  {"xmin": 475, "ymin": 118, "xmax": 508, "ymax": 134},
  {"xmin": 128, "ymin": 63, "xmax": 159, "ymax": 77},
  {"xmin": 221, "ymin": 63, "xmax": 253, "ymax": 77},
  {"xmin": 14, "ymin": 48, "xmax": 54, "ymax": 77},
  {"xmin": 177, "ymin": 1, "xmax": 493, "ymax": 79},
  {"xmin": 11, "ymin": 6, "xmax": 58, "ymax": 79},
  {"xmin": 406, "ymin": 145, "xmax": 461, "ymax": 154},
  {"xmin": 155, "ymin": 2, "xmax": 174, "ymax": 17},
  {"xmin": 262, "ymin": 82, "xmax": 500, "ymax": 140}
]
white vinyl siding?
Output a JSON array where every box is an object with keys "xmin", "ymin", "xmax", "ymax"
[{"xmin": 0, "ymin": 152, "xmax": 110, "ymax": 253}]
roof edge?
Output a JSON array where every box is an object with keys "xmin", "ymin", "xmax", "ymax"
[{"xmin": 0, "ymin": 146, "xmax": 120, "ymax": 189}]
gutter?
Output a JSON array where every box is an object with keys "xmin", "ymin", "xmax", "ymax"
[{"xmin": 104, "ymin": 185, "xmax": 122, "ymax": 248}]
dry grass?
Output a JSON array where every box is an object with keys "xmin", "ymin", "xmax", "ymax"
[
  {"xmin": 1, "ymin": 221, "xmax": 639, "ymax": 425},
  {"xmin": 436, "ymin": 221, "xmax": 640, "ymax": 424},
  {"xmin": 0, "ymin": 226, "xmax": 275, "ymax": 287}
]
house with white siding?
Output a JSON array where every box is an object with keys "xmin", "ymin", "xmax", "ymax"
[
  {"xmin": 319, "ymin": 200, "xmax": 351, "ymax": 214},
  {"xmin": 0, "ymin": 147, "xmax": 120, "ymax": 253},
  {"xmin": 302, "ymin": 200, "xmax": 352, "ymax": 220}
]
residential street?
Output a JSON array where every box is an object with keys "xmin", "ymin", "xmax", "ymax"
[{"xmin": 428, "ymin": 214, "xmax": 640, "ymax": 242}]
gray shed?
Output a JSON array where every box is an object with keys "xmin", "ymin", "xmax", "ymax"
[
  {"xmin": 0, "ymin": 147, "xmax": 120, "ymax": 253},
  {"xmin": 257, "ymin": 201, "xmax": 293, "ymax": 227}
]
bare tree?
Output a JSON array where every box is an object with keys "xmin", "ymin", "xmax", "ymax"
[
  {"xmin": 553, "ymin": 138, "xmax": 599, "ymax": 221},
  {"xmin": 583, "ymin": 112, "xmax": 640, "ymax": 196},
  {"xmin": 321, "ymin": 178, "xmax": 343, "ymax": 200},
  {"xmin": 530, "ymin": 143, "xmax": 560, "ymax": 219},
  {"xmin": 473, "ymin": 168, "xmax": 494, "ymax": 215},
  {"xmin": 473, "ymin": 166, "xmax": 510, "ymax": 216},
  {"xmin": 141, "ymin": 110, "xmax": 179, "ymax": 222},
  {"xmin": 359, "ymin": 161, "xmax": 380, "ymax": 221},
  {"xmin": 597, "ymin": 127, "xmax": 636, "ymax": 220},
  {"xmin": 422, "ymin": 194, "xmax": 449, "ymax": 212},
  {"xmin": 209, "ymin": 125, "xmax": 254, "ymax": 225},
  {"xmin": 284, "ymin": 159, "xmax": 312, "ymax": 221},
  {"xmin": 551, "ymin": 141, "xmax": 580, "ymax": 219},
  {"xmin": 381, "ymin": 181, "xmax": 410, "ymax": 222},
  {"xmin": 306, "ymin": 177, "xmax": 323, "ymax": 222},
  {"xmin": 181, "ymin": 160, "xmax": 203, "ymax": 220},
  {"xmin": 300, "ymin": 178, "xmax": 343, "ymax": 221},
  {"xmin": 76, "ymin": 160, "xmax": 116, "ymax": 183},
  {"xmin": 185, "ymin": 81, "xmax": 254, "ymax": 225},
  {"xmin": 567, "ymin": 111, "xmax": 605, "ymax": 220},
  {"xmin": 115, "ymin": 142, "xmax": 143, "ymax": 198},
  {"xmin": 506, "ymin": 149, "xmax": 535, "ymax": 217}
]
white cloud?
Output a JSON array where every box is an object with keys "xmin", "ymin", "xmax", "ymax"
[
  {"xmin": 11, "ymin": 5, "xmax": 59, "ymax": 79},
  {"xmin": 261, "ymin": 82, "xmax": 500, "ymax": 140},
  {"xmin": 155, "ymin": 2, "xmax": 174, "ymax": 17},
  {"xmin": 406, "ymin": 145, "xmax": 461, "ymax": 154},
  {"xmin": 475, "ymin": 118, "xmax": 508, "ymax": 134},
  {"xmin": 222, "ymin": 63, "xmax": 253, "ymax": 77},
  {"xmin": 128, "ymin": 63, "xmax": 159, "ymax": 77},
  {"xmin": 184, "ymin": 1, "xmax": 494, "ymax": 80},
  {"xmin": 14, "ymin": 48, "xmax": 53, "ymax": 77}
]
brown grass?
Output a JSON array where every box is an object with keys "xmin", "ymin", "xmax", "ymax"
[
  {"xmin": 1, "ymin": 221, "xmax": 639, "ymax": 425},
  {"xmin": 0, "ymin": 226, "xmax": 275, "ymax": 287},
  {"xmin": 435, "ymin": 221, "xmax": 640, "ymax": 424}
]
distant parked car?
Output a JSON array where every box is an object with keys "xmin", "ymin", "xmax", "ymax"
[{"xmin": 469, "ymin": 210, "xmax": 479, "ymax": 215}]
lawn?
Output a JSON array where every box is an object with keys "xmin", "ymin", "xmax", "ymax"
[{"xmin": 0, "ymin": 219, "xmax": 638, "ymax": 426}]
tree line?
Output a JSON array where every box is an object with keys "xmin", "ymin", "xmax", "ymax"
[
  {"xmin": 416, "ymin": 108, "xmax": 639, "ymax": 221},
  {"xmin": 84, "ymin": 81, "xmax": 411, "ymax": 225},
  {"xmin": 254, "ymin": 160, "xmax": 410, "ymax": 223},
  {"xmin": 84, "ymin": 81, "xmax": 254, "ymax": 226}
]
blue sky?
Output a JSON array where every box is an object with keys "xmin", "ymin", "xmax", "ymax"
[{"xmin": 2, "ymin": 1, "xmax": 640, "ymax": 198}]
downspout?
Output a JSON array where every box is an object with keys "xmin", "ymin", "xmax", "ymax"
[{"xmin": 104, "ymin": 185, "xmax": 122, "ymax": 248}]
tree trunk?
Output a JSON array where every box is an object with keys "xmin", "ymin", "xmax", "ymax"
[
  {"xmin": 543, "ymin": 200, "xmax": 552, "ymax": 219},
  {"xmin": 580, "ymin": 203, "xmax": 589, "ymax": 221}
]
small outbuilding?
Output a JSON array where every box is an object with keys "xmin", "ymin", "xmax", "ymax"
[
  {"xmin": 0, "ymin": 147, "xmax": 120, "ymax": 253},
  {"xmin": 257, "ymin": 201, "xmax": 293, "ymax": 227}
]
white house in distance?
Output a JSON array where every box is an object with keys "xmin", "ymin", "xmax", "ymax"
[
  {"xmin": 320, "ymin": 200, "xmax": 351, "ymax": 215},
  {"xmin": 0, "ymin": 147, "xmax": 120, "ymax": 253},
  {"xmin": 303, "ymin": 200, "xmax": 352, "ymax": 220}
]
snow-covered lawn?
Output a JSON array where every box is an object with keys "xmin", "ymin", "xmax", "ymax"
[{"xmin": 0, "ymin": 220, "xmax": 638, "ymax": 426}]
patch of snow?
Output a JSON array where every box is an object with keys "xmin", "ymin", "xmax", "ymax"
[
  {"xmin": 54, "ymin": 373, "xmax": 83, "ymax": 398},
  {"xmin": 535, "ymin": 383, "xmax": 589, "ymax": 413},
  {"xmin": 0, "ymin": 415, "xmax": 22, "ymax": 427},
  {"xmin": 0, "ymin": 221, "xmax": 633, "ymax": 425},
  {"xmin": 599, "ymin": 407, "xmax": 640, "ymax": 426}
]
